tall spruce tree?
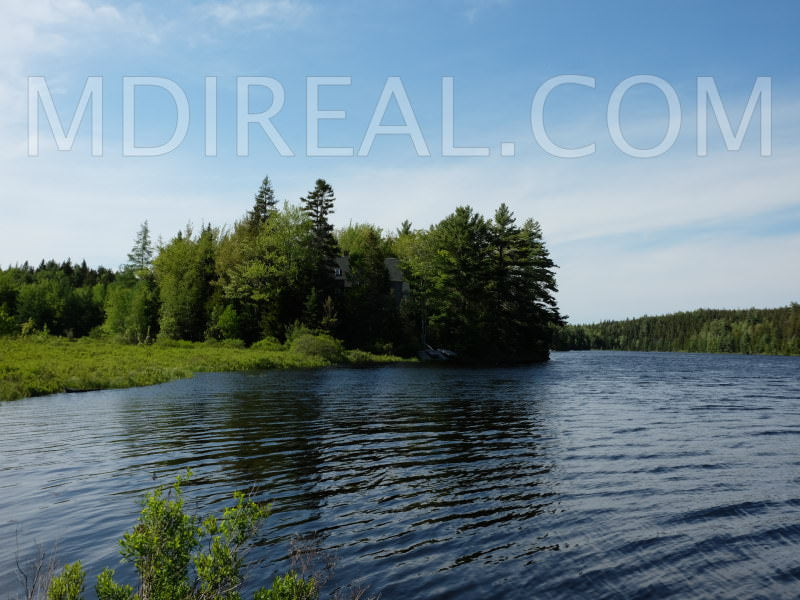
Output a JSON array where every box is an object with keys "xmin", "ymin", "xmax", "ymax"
[
  {"xmin": 522, "ymin": 217, "xmax": 561, "ymax": 326},
  {"xmin": 127, "ymin": 221, "xmax": 154, "ymax": 271},
  {"xmin": 248, "ymin": 175, "xmax": 277, "ymax": 227},
  {"xmin": 300, "ymin": 179, "xmax": 339, "ymax": 293}
]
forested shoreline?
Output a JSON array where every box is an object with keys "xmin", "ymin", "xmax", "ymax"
[
  {"xmin": 553, "ymin": 305, "xmax": 800, "ymax": 356},
  {"xmin": 0, "ymin": 174, "xmax": 562, "ymax": 364}
]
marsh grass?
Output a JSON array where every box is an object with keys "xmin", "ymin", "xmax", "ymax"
[{"xmin": 0, "ymin": 335, "xmax": 409, "ymax": 401}]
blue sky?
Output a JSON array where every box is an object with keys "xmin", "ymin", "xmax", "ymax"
[{"xmin": 1, "ymin": 0, "xmax": 799, "ymax": 322}]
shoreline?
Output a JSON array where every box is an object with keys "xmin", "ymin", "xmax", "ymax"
[{"xmin": 0, "ymin": 335, "xmax": 411, "ymax": 402}]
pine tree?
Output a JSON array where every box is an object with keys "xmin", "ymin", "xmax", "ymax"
[
  {"xmin": 522, "ymin": 217, "xmax": 560, "ymax": 320},
  {"xmin": 248, "ymin": 175, "xmax": 277, "ymax": 227},
  {"xmin": 300, "ymin": 179, "xmax": 339, "ymax": 291},
  {"xmin": 127, "ymin": 221, "xmax": 154, "ymax": 271}
]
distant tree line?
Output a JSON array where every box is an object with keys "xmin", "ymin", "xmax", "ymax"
[
  {"xmin": 0, "ymin": 259, "xmax": 114, "ymax": 338},
  {"xmin": 0, "ymin": 175, "xmax": 562, "ymax": 362},
  {"xmin": 553, "ymin": 306, "xmax": 800, "ymax": 356}
]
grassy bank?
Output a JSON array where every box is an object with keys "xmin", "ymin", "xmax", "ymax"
[{"xmin": 0, "ymin": 335, "xmax": 410, "ymax": 401}]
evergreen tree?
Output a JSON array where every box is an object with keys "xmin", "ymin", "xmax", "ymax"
[
  {"xmin": 248, "ymin": 175, "xmax": 277, "ymax": 227},
  {"xmin": 522, "ymin": 217, "xmax": 561, "ymax": 325},
  {"xmin": 398, "ymin": 204, "xmax": 562, "ymax": 361},
  {"xmin": 127, "ymin": 221, "xmax": 154, "ymax": 271},
  {"xmin": 300, "ymin": 179, "xmax": 339, "ymax": 293},
  {"xmin": 416, "ymin": 206, "xmax": 493, "ymax": 357}
]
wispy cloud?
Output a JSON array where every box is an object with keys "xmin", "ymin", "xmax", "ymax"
[
  {"xmin": 199, "ymin": 0, "xmax": 311, "ymax": 28},
  {"xmin": 0, "ymin": 0, "xmax": 162, "ymax": 160},
  {"xmin": 0, "ymin": 0, "xmax": 157, "ymax": 63},
  {"xmin": 463, "ymin": 0, "xmax": 509, "ymax": 22},
  {"xmin": 331, "ymin": 147, "xmax": 800, "ymax": 247}
]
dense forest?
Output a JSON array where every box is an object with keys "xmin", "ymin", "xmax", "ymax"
[
  {"xmin": 553, "ymin": 305, "xmax": 800, "ymax": 356},
  {"xmin": 0, "ymin": 175, "xmax": 562, "ymax": 362}
]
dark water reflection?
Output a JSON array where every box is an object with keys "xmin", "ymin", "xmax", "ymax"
[{"xmin": 2, "ymin": 352, "xmax": 800, "ymax": 598}]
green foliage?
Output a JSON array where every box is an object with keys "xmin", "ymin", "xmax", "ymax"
[
  {"xmin": 300, "ymin": 179, "xmax": 339, "ymax": 295},
  {"xmin": 104, "ymin": 271, "xmax": 159, "ymax": 344},
  {"xmin": 154, "ymin": 225, "xmax": 217, "ymax": 342},
  {"xmin": 194, "ymin": 489, "xmax": 271, "ymax": 599},
  {"xmin": 47, "ymin": 561, "xmax": 85, "ymax": 600},
  {"xmin": 287, "ymin": 325, "xmax": 345, "ymax": 362},
  {"xmin": 254, "ymin": 572, "xmax": 317, "ymax": 600},
  {"xmin": 0, "ymin": 173, "xmax": 562, "ymax": 365},
  {"xmin": 337, "ymin": 223, "xmax": 391, "ymax": 259},
  {"xmin": 99, "ymin": 472, "xmax": 269, "ymax": 599},
  {"xmin": 127, "ymin": 221, "xmax": 154, "ymax": 272},
  {"xmin": 211, "ymin": 305, "xmax": 242, "ymax": 341},
  {"xmin": 335, "ymin": 224, "xmax": 398, "ymax": 352},
  {"xmin": 0, "ymin": 335, "xmax": 409, "ymax": 402},
  {"xmin": 0, "ymin": 306, "xmax": 17, "ymax": 335},
  {"xmin": 1, "ymin": 262, "xmax": 108, "ymax": 338},
  {"xmin": 210, "ymin": 338, "xmax": 247, "ymax": 349},
  {"xmin": 250, "ymin": 336, "xmax": 283, "ymax": 351},
  {"xmin": 397, "ymin": 219, "xmax": 413, "ymax": 237},
  {"xmin": 44, "ymin": 473, "xmax": 326, "ymax": 600},
  {"xmin": 553, "ymin": 304, "xmax": 800, "ymax": 356},
  {"xmin": 218, "ymin": 203, "xmax": 317, "ymax": 343},
  {"xmin": 248, "ymin": 175, "xmax": 278, "ymax": 229},
  {"xmin": 399, "ymin": 204, "xmax": 561, "ymax": 361},
  {"xmin": 95, "ymin": 569, "xmax": 135, "ymax": 600},
  {"xmin": 116, "ymin": 472, "xmax": 199, "ymax": 599}
]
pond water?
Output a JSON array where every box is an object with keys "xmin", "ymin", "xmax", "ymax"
[{"xmin": 1, "ymin": 351, "xmax": 800, "ymax": 599}]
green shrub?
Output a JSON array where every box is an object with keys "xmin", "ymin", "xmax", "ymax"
[
  {"xmin": 46, "ymin": 472, "xmax": 319, "ymax": 600},
  {"xmin": 154, "ymin": 337, "xmax": 195, "ymax": 349},
  {"xmin": 0, "ymin": 307, "xmax": 17, "ymax": 336},
  {"xmin": 255, "ymin": 572, "xmax": 318, "ymax": 600},
  {"xmin": 215, "ymin": 305, "xmax": 242, "ymax": 341},
  {"xmin": 371, "ymin": 341, "xmax": 394, "ymax": 355},
  {"xmin": 284, "ymin": 321, "xmax": 313, "ymax": 345},
  {"xmin": 251, "ymin": 336, "xmax": 283, "ymax": 351},
  {"xmin": 288, "ymin": 333, "xmax": 344, "ymax": 363},
  {"xmin": 219, "ymin": 338, "xmax": 246, "ymax": 349},
  {"xmin": 344, "ymin": 349, "xmax": 374, "ymax": 364},
  {"xmin": 206, "ymin": 337, "xmax": 246, "ymax": 349},
  {"xmin": 87, "ymin": 326, "xmax": 107, "ymax": 339},
  {"xmin": 47, "ymin": 561, "xmax": 85, "ymax": 600}
]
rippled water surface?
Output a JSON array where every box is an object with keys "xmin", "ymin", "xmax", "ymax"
[{"xmin": 2, "ymin": 351, "xmax": 800, "ymax": 599}]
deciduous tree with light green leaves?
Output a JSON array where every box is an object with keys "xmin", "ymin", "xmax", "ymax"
[
  {"xmin": 217, "ymin": 203, "xmax": 317, "ymax": 342},
  {"xmin": 154, "ymin": 225, "xmax": 217, "ymax": 342}
]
